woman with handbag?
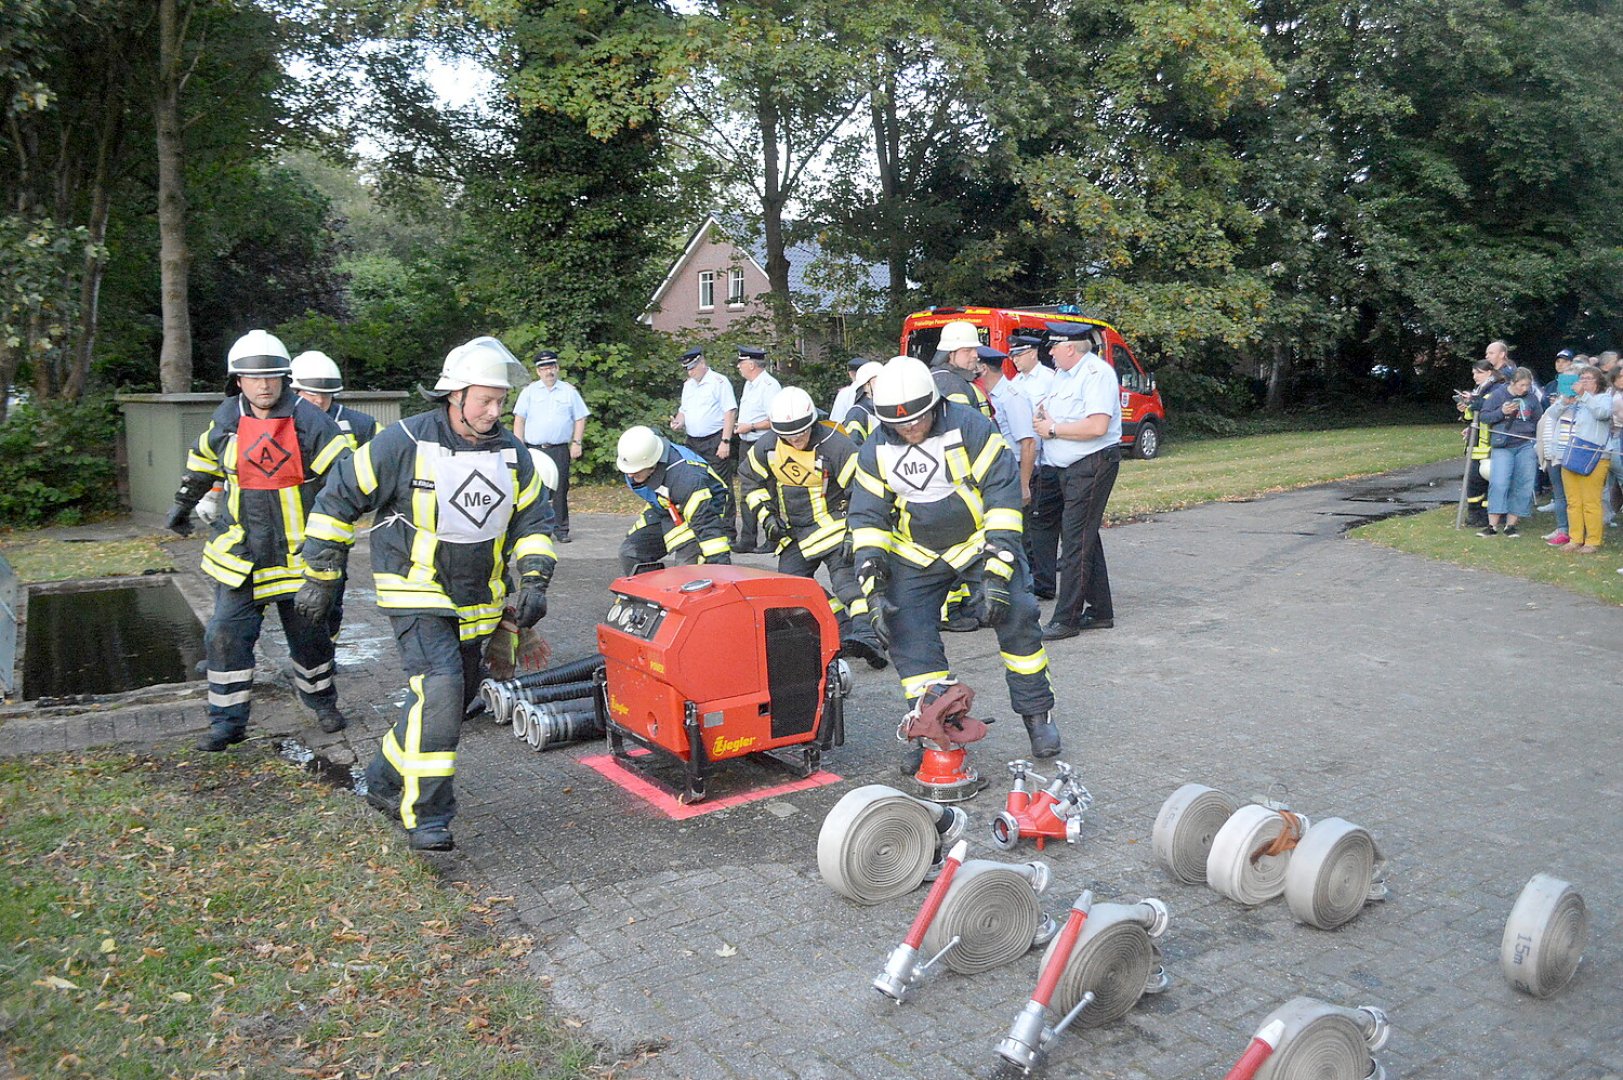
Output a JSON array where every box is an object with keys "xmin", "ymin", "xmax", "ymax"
[
  {"xmin": 1476, "ymin": 367, "xmax": 1543, "ymax": 537},
  {"xmin": 1555, "ymin": 365, "xmax": 1613, "ymax": 552}
]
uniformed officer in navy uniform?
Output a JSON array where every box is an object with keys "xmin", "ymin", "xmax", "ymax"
[
  {"xmin": 671, "ymin": 347, "xmax": 739, "ymax": 541},
  {"xmin": 1028, "ymin": 323, "xmax": 1122, "ymax": 639},
  {"xmin": 512, "ymin": 349, "xmax": 590, "ymax": 543}
]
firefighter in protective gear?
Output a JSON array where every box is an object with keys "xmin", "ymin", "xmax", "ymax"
[
  {"xmin": 617, "ymin": 425, "xmax": 732, "ymax": 574},
  {"xmin": 841, "ymin": 360, "xmax": 885, "ymax": 447},
  {"xmin": 296, "ymin": 336, "xmax": 555, "ymax": 853},
  {"xmin": 166, "ymin": 329, "xmax": 352, "ymax": 749},
  {"xmin": 848, "ymin": 356, "xmax": 1060, "ymax": 761},
  {"xmin": 289, "ymin": 349, "xmax": 377, "ymax": 642},
  {"xmin": 931, "ymin": 321, "xmax": 994, "ymax": 629},
  {"xmin": 290, "ymin": 350, "xmax": 378, "ymax": 447},
  {"xmin": 1459, "ymin": 360, "xmax": 1498, "ymax": 527},
  {"xmin": 738, "ymin": 387, "xmax": 888, "ymax": 669}
]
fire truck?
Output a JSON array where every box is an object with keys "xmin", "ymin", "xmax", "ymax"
[{"xmin": 899, "ymin": 305, "xmax": 1167, "ymax": 459}]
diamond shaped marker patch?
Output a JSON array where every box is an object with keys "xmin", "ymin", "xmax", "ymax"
[
  {"xmin": 449, "ymin": 469, "xmax": 507, "ymax": 529},
  {"xmin": 892, "ymin": 443, "xmax": 941, "ymax": 493}
]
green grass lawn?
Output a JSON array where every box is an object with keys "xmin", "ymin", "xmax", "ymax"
[
  {"xmin": 572, "ymin": 423, "xmax": 1463, "ymax": 519},
  {"xmin": 0, "ymin": 535, "xmax": 177, "ymax": 583},
  {"xmin": 0, "ymin": 751, "xmax": 597, "ymax": 1080},
  {"xmin": 1352, "ymin": 506, "xmax": 1623, "ymax": 606}
]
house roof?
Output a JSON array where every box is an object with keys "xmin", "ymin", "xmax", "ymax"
[{"xmin": 643, "ymin": 213, "xmax": 891, "ymax": 320}]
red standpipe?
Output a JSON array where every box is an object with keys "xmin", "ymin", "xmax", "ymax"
[{"xmin": 1032, "ymin": 895, "xmax": 1090, "ymax": 1007}]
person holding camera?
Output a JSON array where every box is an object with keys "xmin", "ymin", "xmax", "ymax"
[
  {"xmin": 1456, "ymin": 360, "xmax": 1502, "ymax": 528},
  {"xmin": 1475, "ymin": 366, "xmax": 1543, "ymax": 537}
]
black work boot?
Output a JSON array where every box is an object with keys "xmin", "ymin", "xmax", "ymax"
[
  {"xmin": 195, "ymin": 728, "xmax": 247, "ymax": 752},
  {"xmin": 409, "ymin": 827, "xmax": 455, "ymax": 852},
  {"xmin": 313, "ymin": 702, "xmax": 349, "ymax": 734},
  {"xmin": 1023, "ymin": 712, "xmax": 1061, "ymax": 759},
  {"xmin": 841, "ymin": 635, "xmax": 889, "ymax": 671}
]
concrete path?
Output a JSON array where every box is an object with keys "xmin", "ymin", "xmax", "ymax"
[{"xmin": 9, "ymin": 461, "xmax": 1621, "ymax": 1078}]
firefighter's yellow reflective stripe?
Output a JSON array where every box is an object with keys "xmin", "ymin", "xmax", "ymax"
[
  {"xmin": 941, "ymin": 537, "xmax": 983, "ymax": 571},
  {"xmin": 836, "ymin": 454, "xmax": 858, "ymax": 488},
  {"xmin": 969, "ymin": 434, "xmax": 1004, "ymax": 482},
  {"xmin": 458, "ymin": 601, "xmax": 504, "ymax": 641},
  {"xmin": 280, "ymin": 486, "xmax": 305, "ymax": 549},
  {"xmin": 305, "ymin": 566, "xmax": 341, "ymax": 582},
  {"xmin": 375, "ymin": 573, "xmax": 456, "ymax": 612},
  {"xmin": 385, "ymin": 675, "xmax": 457, "ymax": 831},
  {"xmin": 983, "ymin": 556, "xmax": 1014, "ymax": 581},
  {"xmin": 354, "ymin": 442, "xmax": 379, "ymax": 494},
  {"xmin": 311, "ymin": 434, "xmax": 349, "ymax": 475},
  {"xmin": 902, "ymin": 670, "xmax": 952, "ymax": 700},
  {"xmin": 854, "ymin": 464, "xmax": 888, "ymax": 497},
  {"xmin": 665, "ymin": 523, "xmax": 697, "ymax": 550},
  {"xmin": 848, "ymin": 595, "xmax": 870, "ymax": 617},
  {"xmin": 681, "ymin": 488, "xmax": 712, "ymax": 522},
  {"xmin": 409, "ymin": 447, "xmax": 439, "ymax": 583},
  {"xmin": 1000, "ymin": 648, "xmax": 1050, "ymax": 676},
  {"xmin": 698, "ymin": 534, "xmax": 731, "ymax": 557},
  {"xmin": 250, "ymin": 578, "xmax": 303, "ymax": 603},
  {"xmin": 515, "ymin": 466, "xmax": 542, "ymax": 510},
  {"xmin": 851, "ymin": 526, "xmax": 893, "ymax": 554},
  {"xmin": 511, "ymin": 533, "xmax": 556, "ymax": 562},
  {"xmin": 945, "ymin": 443, "xmax": 973, "ymax": 484},
  {"xmin": 187, "ymin": 422, "xmax": 222, "ymax": 474},
  {"xmin": 984, "ymin": 507, "xmax": 1023, "ymax": 533},
  {"xmin": 203, "ymin": 528, "xmax": 252, "ymax": 574},
  {"xmin": 798, "ymin": 521, "xmax": 846, "ymax": 559},
  {"xmin": 827, "ymin": 595, "xmax": 845, "ymax": 616},
  {"xmin": 745, "ymin": 487, "xmax": 772, "ymax": 510},
  {"xmin": 306, "ymin": 512, "xmax": 356, "ymax": 545}
]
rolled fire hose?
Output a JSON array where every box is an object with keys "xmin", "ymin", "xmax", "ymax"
[
  {"xmin": 1283, "ymin": 818, "xmax": 1387, "ymax": 930},
  {"xmin": 516, "ymin": 700, "xmax": 601, "ymax": 751},
  {"xmin": 919, "ymin": 860, "xmax": 1054, "ymax": 975},
  {"xmin": 819, "ymin": 785, "xmax": 967, "ymax": 905},
  {"xmin": 1037, "ymin": 900, "xmax": 1170, "ymax": 1027},
  {"xmin": 1501, "ymin": 873, "xmax": 1587, "ymax": 998},
  {"xmin": 1208, "ymin": 804, "xmax": 1311, "ymax": 907},
  {"xmin": 1153, "ymin": 783, "xmax": 1238, "ymax": 885},
  {"xmin": 1251, "ymin": 997, "xmax": 1388, "ymax": 1080}
]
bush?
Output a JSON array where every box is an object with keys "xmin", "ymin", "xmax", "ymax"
[{"xmin": 0, "ymin": 397, "xmax": 123, "ymax": 528}]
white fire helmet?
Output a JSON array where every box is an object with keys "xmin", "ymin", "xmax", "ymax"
[
  {"xmin": 433, "ymin": 336, "xmax": 527, "ymax": 393},
  {"xmin": 936, "ymin": 320, "xmax": 982, "ymax": 353},
  {"xmin": 289, "ymin": 350, "xmax": 344, "ymax": 394},
  {"xmin": 527, "ymin": 448, "xmax": 560, "ymax": 492},
  {"xmin": 872, "ymin": 355, "xmax": 940, "ymax": 425},
  {"xmin": 226, "ymin": 329, "xmax": 291, "ymax": 377},
  {"xmin": 769, "ymin": 387, "xmax": 818, "ymax": 436},
  {"xmin": 617, "ymin": 425, "xmax": 665, "ymax": 474}
]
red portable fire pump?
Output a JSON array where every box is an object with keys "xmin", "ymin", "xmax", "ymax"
[{"xmin": 596, "ymin": 565, "xmax": 850, "ymax": 803}]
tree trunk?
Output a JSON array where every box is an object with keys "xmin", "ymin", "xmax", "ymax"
[
  {"xmin": 65, "ymin": 100, "xmax": 123, "ymax": 402},
  {"xmin": 1265, "ymin": 340, "xmax": 1288, "ymax": 411},
  {"xmin": 756, "ymin": 94, "xmax": 796, "ymax": 365},
  {"xmin": 872, "ymin": 62, "xmax": 907, "ymax": 312},
  {"xmin": 155, "ymin": 0, "xmax": 193, "ymax": 393}
]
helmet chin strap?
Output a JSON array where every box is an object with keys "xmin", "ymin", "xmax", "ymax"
[{"xmin": 449, "ymin": 390, "xmax": 498, "ymax": 443}]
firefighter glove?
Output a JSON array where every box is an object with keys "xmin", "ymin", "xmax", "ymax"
[
  {"xmin": 164, "ymin": 503, "xmax": 194, "ymax": 537},
  {"xmin": 514, "ymin": 582, "xmax": 548, "ymax": 628},
  {"xmin": 294, "ymin": 575, "xmax": 339, "ymax": 623},
  {"xmin": 857, "ymin": 555, "xmax": 890, "ymax": 596},
  {"xmin": 983, "ymin": 576, "xmax": 1012, "ymax": 627},
  {"xmin": 761, "ymin": 515, "xmax": 787, "ymax": 546}
]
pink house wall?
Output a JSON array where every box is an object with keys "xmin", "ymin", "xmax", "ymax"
[{"xmin": 644, "ymin": 227, "xmax": 773, "ymax": 335}]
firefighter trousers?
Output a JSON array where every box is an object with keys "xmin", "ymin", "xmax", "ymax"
[
  {"xmin": 619, "ymin": 519, "xmax": 706, "ymax": 575},
  {"xmin": 205, "ymin": 581, "xmax": 337, "ymax": 738},
  {"xmin": 883, "ymin": 557, "xmax": 1054, "ymax": 716},
  {"xmin": 365, "ymin": 614, "xmax": 485, "ymax": 834},
  {"xmin": 779, "ymin": 541, "xmax": 880, "ymax": 648}
]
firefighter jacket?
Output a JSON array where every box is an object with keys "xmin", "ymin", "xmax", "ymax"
[
  {"xmin": 329, "ymin": 402, "xmax": 379, "ymax": 447},
  {"xmin": 183, "ymin": 388, "xmax": 350, "ymax": 602},
  {"xmin": 1463, "ymin": 387, "xmax": 1494, "ymax": 461},
  {"xmin": 626, "ymin": 441, "xmax": 732, "ymax": 562},
  {"xmin": 302, "ymin": 407, "xmax": 555, "ymax": 641},
  {"xmin": 932, "ymin": 364, "xmax": 994, "ymax": 420},
  {"xmin": 842, "ymin": 396, "xmax": 879, "ymax": 447},
  {"xmin": 738, "ymin": 424, "xmax": 859, "ymax": 559},
  {"xmin": 849, "ymin": 400, "xmax": 1023, "ymax": 575}
]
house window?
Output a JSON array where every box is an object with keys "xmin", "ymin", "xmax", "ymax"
[
  {"xmin": 727, "ymin": 268, "xmax": 745, "ymax": 306},
  {"xmin": 698, "ymin": 271, "xmax": 715, "ymax": 310}
]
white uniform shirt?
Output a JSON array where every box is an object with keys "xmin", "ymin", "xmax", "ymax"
[
  {"xmin": 680, "ymin": 369, "xmax": 738, "ymax": 438},
  {"xmin": 1040, "ymin": 352, "xmax": 1121, "ymax": 467},
  {"xmin": 1011, "ymin": 363, "xmax": 1055, "ymax": 410},
  {"xmin": 513, "ymin": 379, "xmax": 590, "ymax": 446},
  {"xmin": 988, "ymin": 379, "xmax": 1036, "ymax": 448},
  {"xmin": 830, "ymin": 384, "xmax": 857, "ymax": 427},
  {"xmin": 736, "ymin": 369, "xmax": 782, "ymax": 443}
]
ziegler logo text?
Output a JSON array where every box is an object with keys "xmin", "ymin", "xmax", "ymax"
[{"xmin": 712, "ymin": 734, "xmax": 756, "ymax": 755}]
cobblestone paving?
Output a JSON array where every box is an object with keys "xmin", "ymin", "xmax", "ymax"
[{"xmin": 12, "ymin": 463, "xmax": 1620, "ymax": 1079}]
